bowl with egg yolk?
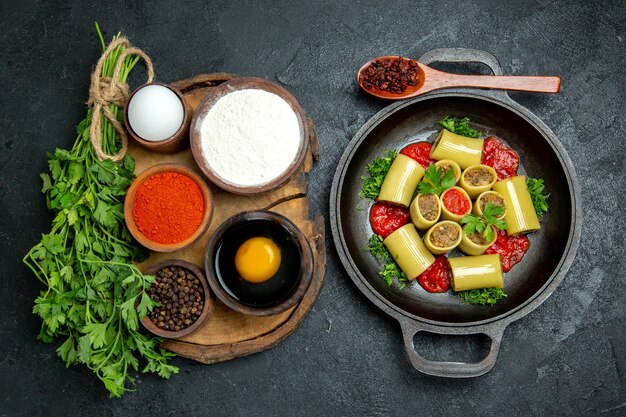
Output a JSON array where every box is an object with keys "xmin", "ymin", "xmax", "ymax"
[{"xmin": 205, "ymin": 210, "xmax": 314, "ymax": 316}]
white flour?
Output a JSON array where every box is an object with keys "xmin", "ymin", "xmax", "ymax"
[{"xmin": 200, "ymin": 89, "xmax": 301, "ymax": 187}]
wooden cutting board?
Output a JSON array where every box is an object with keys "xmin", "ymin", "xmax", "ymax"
[{"xmin": 129, "ymin": 73, "xmax": 326, "ymax": 364}]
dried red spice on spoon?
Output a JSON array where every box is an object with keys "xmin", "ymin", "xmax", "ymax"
[{"xmin": 359, "ymin": 56, "xmax": 421, "ymax": 94}]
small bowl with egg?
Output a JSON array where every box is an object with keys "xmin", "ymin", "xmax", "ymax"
[
  {"xmin": 124, "ymin": 82, "xmax": 192, "ymax": 153},
  {"xmin": 205, "ymin": 210, "xmax": 314, "ymax": 316},
  {"xmin": 190, "ymin": 77, "xmax": 310, "ymax": 194}
]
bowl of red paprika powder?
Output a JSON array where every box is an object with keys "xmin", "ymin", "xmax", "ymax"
[{"xmin": 124, "ymin": 163, "xmax": 213, "ymax": 252}]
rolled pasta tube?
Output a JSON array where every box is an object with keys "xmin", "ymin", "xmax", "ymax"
[
  {"xmin": 434, "ymin": 159, "xmax": 462, "ymax": 184},
  {"xmin": 473, "ymin": 191, "xmax": 507, "ymax": 219},
  {"xmin": 378, "ymin": 154, "xmax": 425, "ymax": 207},
  {"xmin": 430, "ymin": 129, "xmax": 484, "ymax": 168},
  {"xmin": 383, "ymin": 224, "xmax": 435, "ymax": 280},
  {"xmin": 410, "ymin": 193, "xmax": 441, "ymax": 231},
  {"xmin": 449, "ymin": 254, "xmax": 504, "ymax": 292},
  {"xmin": 492, "ymin": 175, "xmax": 540, "ymax": 235},
  {"xmin": 458, "ymin": 225, "xmax": 497, "ymax": 256},
  {"xmin": 459, "ymin": 164, "xmax": 497, "ymax": 199},
  {"xmin": 424, "ymin": 221, "xmax": 462, "ymax": 255}
]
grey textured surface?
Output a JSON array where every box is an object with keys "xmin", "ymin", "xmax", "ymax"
[{"xmin": 1, "ymin": 0, "xmax": 624, "ymax": 416}]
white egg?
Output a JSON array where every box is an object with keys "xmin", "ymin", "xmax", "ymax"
[{"xmin": 127, "ymin": 84, "xmax": 185, "ymax": 142}]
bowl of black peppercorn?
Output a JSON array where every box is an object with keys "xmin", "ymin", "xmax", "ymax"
[{"xmin": 140, "ymin": 259, "xmax": 212, "ymax": 338}]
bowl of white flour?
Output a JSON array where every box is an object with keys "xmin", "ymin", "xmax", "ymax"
[{"xmin": 190, "ymin": 78, "xmax": 309, "ymax": 194}]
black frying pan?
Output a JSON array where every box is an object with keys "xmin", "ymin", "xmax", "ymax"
[{"xmin": 330, "ymin": 49, "xmax": 582, "ymax": 377}]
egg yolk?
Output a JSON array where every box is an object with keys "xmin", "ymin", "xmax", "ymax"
[{"xmin": 234, "ymin": 237, "xmax": 281, "ymax": 283}]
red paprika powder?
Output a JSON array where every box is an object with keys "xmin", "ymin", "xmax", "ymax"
[{"xmin": 132, "ymin": 172, "xmax": 204, "ymax": 244}]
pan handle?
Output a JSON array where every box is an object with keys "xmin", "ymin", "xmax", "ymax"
[
  {"xmin": 418, "ymin": 48, "xmax": 503, "ymax": 76},
  {"xmin": 399, "ymin": 319, "xmax": 506, "ymax": 378}
]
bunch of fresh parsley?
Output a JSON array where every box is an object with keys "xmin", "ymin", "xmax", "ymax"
[
  {"xmin": 439, "ymin": 116, "xmax": 482, "ymax": 138},
  {"xmin": 527, "ymin": 177, "xmax": 550, "ymax": 218},
  {"xmin": 461, "ymin": 203, "xmax": 507, "ymax": 242},
  {"xmin": 367, "ymin": 235, "xmax": 408, "ymax": 288},
  {"xmin": 359, "ymin": 150, "xmax": 397, "ymax": 200},
  {"xmin": 418, "ymin": 164, "xmax": 456, "ymax": 196},
  {"xmin": 23, "ymin": 25, "xmax": 178, "ymax": 397}
]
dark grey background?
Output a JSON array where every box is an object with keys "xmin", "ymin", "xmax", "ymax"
[{"xmin": 1, "ymin": 0, "xmax": 624, "ymax": 416}]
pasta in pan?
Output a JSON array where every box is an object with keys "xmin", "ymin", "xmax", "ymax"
[
  {"xmin": 424, "ymin": 221, "xmax": 462, "ymax": 255},
  {"xmin": 410, "ymin": 193, "xmax": 441, "ymax": 230},
  {"xmin": 383, "ymin": 224, "xmax": 435, "ymax": 280},
  {"xmin": 430, "ymin": 129, "xmax": 484, "ymax": 168},
  {"xmin": 458, "ymin": 224, "xmax": 497, "ymax": 256},
  {"xmin": 448, "ymin": 254, "xmax": 504, "ymax": 292},
  {"xmin": 378, "ymin": 154, "xmax": 425, "ymax": 207},
  {"xmin": 434, "ymin": 159, "xmax": 462, "ymax": 184},
  {"xmin": 492, "ymin": 176, "xmax": 541, "ymax": 235},
  {"xmin": 473, "ymin": 191, "xmax": 507, "ymax": 219},
  {"xmin": 361, "ymin": 116, "xmax": 547, "ymax": 305},
  {"xmin": 459, "ymin": 164, "xmax": 497, "ymax": 198}
]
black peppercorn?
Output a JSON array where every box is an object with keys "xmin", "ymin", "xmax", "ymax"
[{"xmin": 147, "ymin": 265, "xmax": 205, "ymax": 332}]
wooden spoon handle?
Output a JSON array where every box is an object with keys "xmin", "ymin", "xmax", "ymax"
[{"xmin": 429, "ymin": 72, "xmax": 561, "ymax": 93}]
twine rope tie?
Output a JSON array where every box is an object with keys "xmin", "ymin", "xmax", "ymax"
[{"xmin": 87, "ymin": 37, "xmax": 155, "ymax": 162}]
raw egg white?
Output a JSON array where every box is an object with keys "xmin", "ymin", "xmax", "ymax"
[
  {"xmin": 235, "ymin": 237, "xmax": 281, "ymax": 283},
  {"xmin": 127, "ymin": 84, "xmax": 184, "ymax": 142}
]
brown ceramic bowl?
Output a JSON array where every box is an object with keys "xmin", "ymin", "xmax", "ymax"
[
  {"xmin": 205, "ymin": 210, "xmax": 314, "ymax": 316},
  {"xmin": 124, "ymin": 163, "xmax": 213, "ymax": 252},
  {"xmin": 140, "ymin": 259, "xmax": 213, "ymax": 338},
  {"xmin": 189, "ymin": 77, "xmax": 309, "ymax": 195},
  {"xmin": 124, "ymin": 83, "xmax": 192, "ymax": 154}
]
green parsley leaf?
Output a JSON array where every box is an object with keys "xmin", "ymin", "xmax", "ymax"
[
  {"xmin": 120, "ymin": 298, "xmax": 139, "ymax": 331},
  {"xmin": 41, "ymin": 233, "xmax": 64, "ymax": 255},
  {"xmin": 67, "ymin": 161, "xmax": 85, "ymax": 185},
  {"xmin": 48, "ymin": 158, "xmax": 63, "ymax": 181},
  {"xmin": 93, "ymin": 200, "xmax": 117, "ymax": 228},
  {"xmin": 366, "ymin": 235, "xmax": 408, "ymax": 287},
  {"xmin": 461, "ymin": 203, "xmax": 507, "ymax": 242},
  {"xmin": 367, "ymin": 234, "xmax": 391, "ymax": 262},
  {"xmin": 359, "ymin": 150, "xmax": 397, "ymax": 200},
  {"xmin": 136, "ymin": 292, "xmax": 156, "ymax": 320},
  {"xmin": 82, "ymin": 322, "xmax": 108, "ymax": 349},
  {"xmin": 57, "ymin": 336, "xmax": 78, "ymax": 366},
  {"xmin": 527, "ymin": 177, "xmax": 550, "ymax": 218},
  {"xmin": 40, "ymin": 173, "xmax": 53, "ymax": 193},
  {"xmin": 458, "ymin": 288, "xmax": 507, "ymax": 305},
  {"xmin": 418, "ymin": 164, "xmax": 456, "ymax": 196},
  {"xmin": 439, "ymin": 116, "xmax": 482, "ymax": 138},
  {"xmin": 482, "ymin": 202, "xmax": 505, "ymax": 221}
]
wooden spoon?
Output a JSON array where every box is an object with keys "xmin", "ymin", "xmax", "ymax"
[{"xmin": 357, "ymin": 56, "xmax": 561, "ymax": 99}]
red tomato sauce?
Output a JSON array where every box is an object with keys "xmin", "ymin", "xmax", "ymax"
[
  {"xmin": 369, "ymin": 203, "xmax": 410, "ymax": 238},
  {"xmin": 442, "ymin": 188, "xmax": 470, "ymax": 215},
  {"xmin": 481, "ymin": 136, "xmax": 519, "ymax": 180},
  {"xmin": 400, "ymin": 142, "xmax": 436, "ymax": 169},
  {"xmin": 417, "ymin": 256, "xmax": 451, "ymax": 293},
  {"xmin": 485, "ymin": 229, "xmax": 530, "ymax": 272}
]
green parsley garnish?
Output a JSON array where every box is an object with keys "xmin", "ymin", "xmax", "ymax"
[
  {"xmin": 417, "ymin": 164, "xmax": 456, "ymax": 196},
  {"xmin": 458, "ymin": 287, "xmax": 507, "ymax": 305},
  {"xmin": 367, "ymin": 235, "xmax": 408, "ymax": 288},
  {"xmin": 461, "ymin": 203, "xmax": 507, "ymax": 242},
  {"xmin": 359, "ymin": 150, "xmax": 397, "ymax": 200},
  {"xmin": 527, "ymin": 177, "xmax": 550, "ymax": 218},
  {"xmin": 439, "ymin": 116, "xmax": 482, "ymax": 138}
]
